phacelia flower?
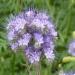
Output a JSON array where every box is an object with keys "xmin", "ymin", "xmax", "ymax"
[
  {"xmin": 7, "ymin": 9, "xmax": 57, "ymax": 64},
  {"xmin": 68, "ymin": 40, "xmax": 75, "ymax": 56},
  {"xmin": 18, "ymin": 33, "xmax": 31, "ymax": 46},
  {"xmin": 59, "ymin": 70, "xmax": 75, "ymax": 75},
  {"xmin": 25, "ymin": 46, "xmax": 41, "ymax": 64}
]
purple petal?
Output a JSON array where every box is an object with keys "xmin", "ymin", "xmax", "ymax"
[{"xmin": 34, "ymin": 32, "xmax": 43, "ymax": 44}]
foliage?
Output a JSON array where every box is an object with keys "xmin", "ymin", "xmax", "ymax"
[{"xmin": 0, "ymin": 0, "xmax": 75, "ymax": 75}]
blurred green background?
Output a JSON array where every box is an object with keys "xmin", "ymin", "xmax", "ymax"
[{"xmin": 0, "ymin": 0, "xmax": 75, "ymax": 75}]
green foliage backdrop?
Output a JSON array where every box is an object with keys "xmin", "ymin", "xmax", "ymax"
[{"xmin": 0, "ymin": 0, "xmax": 75, "ymax": 75}]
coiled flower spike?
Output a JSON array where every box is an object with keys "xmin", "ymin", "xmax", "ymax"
[
  {"xmin": 7, "ymin": 9, "xmax": 57, "ymax": 64},
  {"xmin": 59, "ymin": 70, "xmax": 75, "ymax": 75},
  {"xmin": 68, "ymin": 40, "xmax": 75, "ymax": 56},
  {"xmin": 68, "ymin": 31, "xmax": 75, "ymax": 56}
]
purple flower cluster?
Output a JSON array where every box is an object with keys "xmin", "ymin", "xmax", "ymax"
[
  {"xmin": 59, "ymin": 70, "xmax": 75, "ymax": 75},
  {"xmin": 68, "ymin": 40, "xmax": 75, "ymax": 56},
  {"xmin": 7, "ymin": 9, "xmax": 57, "ymax": 64}
]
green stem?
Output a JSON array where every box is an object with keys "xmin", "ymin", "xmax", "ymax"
[
  {"xmin": 34, "ymin": 62, "xmax": 40, "ymax": 75},
  {"xmin": 11, "ymin": 52, "xmax": 15, "ymax": 75},
  {"xmin": 25, "ymin": 58, "xmax": 32, "ymax": 75}
]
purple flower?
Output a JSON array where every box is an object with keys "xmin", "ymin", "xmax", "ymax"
[
  {"xmin": 7, "ymin": 29, "xmax": 15, "ymax": 41},
  {"xmin": 44, "ymin": 48, "xmax": 55, "ymax": 62},
  {"xmin": 10, "ymin": 42, "xmax": 18, "ymax": 52},
  {"xmin": 34, "ymin": 32, "xmax": 43, "ymax": 44},
  {"xmin": 59, "ymin": 70, "xmax": 75, "ymax": 75},
  {"xmin": 68, "ymin": 40, "xmax": 75, "ymax": 56},
  {"xmin": 7, "ymin": 9, "xmax": 57, "ymax": 64},
  {"xmin": 7, "ymin": 17, "xmax": 27, "ymax": 31},
  {"xmin": 25, "ymin": 46, "xmax": 41, "ymax": 64},
  {"xmin": 18, "ymin": 33, "xmax": 31, "ymax": 46},
  {"xmin": 36, "ymin": 12, "xmax": 49, "ymax": 20}
]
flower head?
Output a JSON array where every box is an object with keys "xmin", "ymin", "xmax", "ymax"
[
  {"xmin": 68, "ymin": 40, "xmax": 75, "ymax": 56},
  {"xmin": 7, "ymin": 9, "xmax": 57, "ymax": 64},
  {"xmin": 59, "ymin": 70, "xmax": 75, "ymax": 75},
  {"xmin": 25, "ymin": 46, "xmax": 41, "ymax": 64}
]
